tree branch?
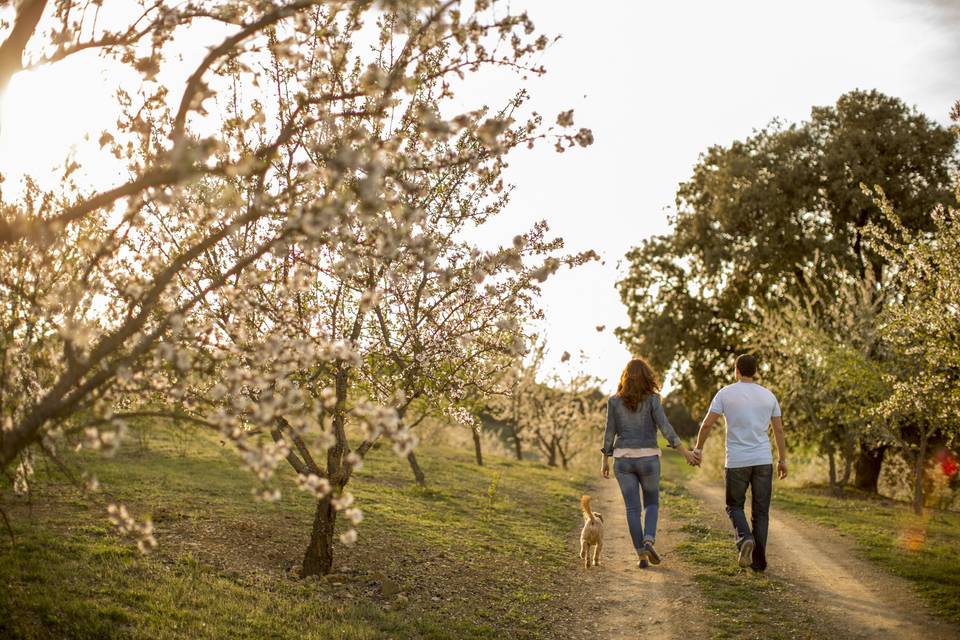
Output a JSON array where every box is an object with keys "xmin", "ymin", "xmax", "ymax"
[
  {"xmin": 171, "ymin": 0, "xmax": 323, "ymax": 145},
  {"xmin": 0, "ymin": 0, "xmax": 48, "ymax": 94},
  {"xmin": 0, "ymin": 167, "xmax": 198, "ymax": 245}
]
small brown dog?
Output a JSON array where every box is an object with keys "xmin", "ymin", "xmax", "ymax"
[{"xmin": 579, "ymin": 495, "xmax": 604, "ymax": 568}]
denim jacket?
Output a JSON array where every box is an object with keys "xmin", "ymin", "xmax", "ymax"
[{"xmin": 601, "ymin": 394, "xmax": 681, "ymax": 455}]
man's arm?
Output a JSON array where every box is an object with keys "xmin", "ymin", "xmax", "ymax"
[
  {"xmin": 771, "ymin": 416, "xmax": 788, "ymax": 479},
  {"xmin": 693, "ymin": 411, "xmax": 722, "ymax": 463}
]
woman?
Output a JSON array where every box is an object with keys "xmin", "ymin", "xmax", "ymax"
[{"xmin": 600, "ymin": 357, "xmax": 698, "ymax": 568}]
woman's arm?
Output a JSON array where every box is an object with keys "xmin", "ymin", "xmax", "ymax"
[
  {"xmin": 651, "ymin": 395, "xmax": 682, "ymax": 448},
  {"xmin": 652, "ymin": 395, "xmax": 699, "ymax": 466},
  {"xmin": 600, "ymin": 397, "xmax": 616, "ymax": 456},
  {"xmin": 600, "ymin": 398, "xmax": 616, "ymax": 477}
]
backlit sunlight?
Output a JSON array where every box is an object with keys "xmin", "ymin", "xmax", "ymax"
[{"xmin": 0, "ymin": 56, "xmax": 119, "ymax": 190}]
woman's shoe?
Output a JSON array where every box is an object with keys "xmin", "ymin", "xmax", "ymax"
[
  {"xmin": 637, "ymin": 549, "xmax": 649, "ymax": 568},
  {"xmin": 643, "ymin": 541, "xmax": 661, "ymax": 565}
]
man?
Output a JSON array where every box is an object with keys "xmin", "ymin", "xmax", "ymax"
[{"xmin": 692, "ymin": 354, "xmax": 787, "ymax": 571}]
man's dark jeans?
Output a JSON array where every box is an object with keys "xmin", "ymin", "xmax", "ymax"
[{"xmin": 724, "ymin": 464, "xmax": 772, "ymax": 571}]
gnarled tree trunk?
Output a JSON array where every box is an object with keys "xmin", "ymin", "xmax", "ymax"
[
  {"xmin": 301, "ymin": 495, "xmax": 336, "ymax": 577},
  {"xmin": 826, "ymin": 445, "xmax": 838, "ymax": 489},
  {"xmin": 557, "ymin": 439, "xmax": 570, "ymax": 469},
  {"xmin": 841, "ymin": 428, "xmax": 855, "ymax": 486},
  {"xmin": 407, "ymin": 450, "xmax": 426, "ymax": 485},
  {"xmin": 853, "ymin": 442, "xmax": 887, "ymax": 493},
  {"xmin": 510, "ymin": 424, "xmax": 523, "ymax": 461}
]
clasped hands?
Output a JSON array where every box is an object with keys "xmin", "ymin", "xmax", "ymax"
[
  {"xmin": 683, "ymin": 448, "xmax": 702, "ymax": 467},
  {"xmin": 600, "ymin": 447, "xmax": 702, "ymax": 478}
]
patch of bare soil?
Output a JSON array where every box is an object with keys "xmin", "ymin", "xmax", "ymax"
[{"xmin": 562, "ymin": 476, "xmax": 716, "ymax": 640}]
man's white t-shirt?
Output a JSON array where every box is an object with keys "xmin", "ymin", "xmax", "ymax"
[{"xmin": 708, "ymin": 381, "xmax": 781, "ymax": 469}]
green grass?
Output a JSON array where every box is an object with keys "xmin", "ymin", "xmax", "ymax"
[
  {"xmin": 775, "ymin": 485, "xmax": 960, "ymax": 624},
  {"xmin": 660, "ymin": 455, "xmax": 819, "ymax": 639},
  {"xmin": 0, "ymin": 427, "xmax": 590, "ymax": 640}
]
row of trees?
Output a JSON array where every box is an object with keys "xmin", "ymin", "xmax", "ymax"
[
  {"xmin": 0, "ymin": 0, "xmax": 594, "ymax": 576},
  {"xmin": 752, "ymin": 177, "xmax": 960, "ymax": 513},
  {"xmin": 484, "ymin": 345, "xmax": 606, "ymax": 469},
  {"xmin": 618, "ymin": 91, "xmax": 960, "ymax": 511}
]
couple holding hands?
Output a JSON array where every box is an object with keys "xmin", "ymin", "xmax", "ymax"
[{"xmin": 600, "ymin": 355, "xmax": 788, "ymax": 571}]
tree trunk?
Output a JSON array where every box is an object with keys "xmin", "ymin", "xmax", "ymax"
[
  {"xmin": 557, "ymin": 439, "xmax": 569, "ymax": 469},
  {"xmin": 407, "ymin": 450, "xmax": 426, "ymax": 485},
  {"xmin": 472, "ymin": 428, "xmax": 484, "ymax": 466},
  {"xmin": 827, "ymin": 446, "xmax": 838, "ymax": 488},
  {"xmin": 912, "ymin": 434, "xmax": 928, "ymax": 516},
  {"xmin": 547, "ymin": 442, "xmax": 557, "ymax": 467},
  {"xmin": 853, "ymin": 442, "xmax": 887, "ymax": 493},
  {"xmin": 840, "ymin": 426, "xmax": 855, "ymax": 486},
  {"xmin": 301, "ymin": 496, "xmax": 336, "ymax": 577},
  {"xmin": 510, "ymin": 425, "xmax": 523, "ymax": 461},
  {"xmin": 840, "ymin": 457, "xmax": 853, "ymax": 487}
]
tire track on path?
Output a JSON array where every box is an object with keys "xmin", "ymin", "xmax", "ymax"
[{"xmin": 687, "ymin": 478, "xmax": 960, "ymax": 640}]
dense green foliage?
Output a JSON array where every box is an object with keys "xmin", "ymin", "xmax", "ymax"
[
  {"xmin": 617, "ymin": 90, "xmax": 956, "ymax": 407},
  {"xmin": 617, "ymin": 90, "xmax": 959, "ymax": 498}
]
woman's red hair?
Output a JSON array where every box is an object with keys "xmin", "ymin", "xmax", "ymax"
[{"xmin": 616, "ymin": 358, "xmax": 661, "ymax": 411}]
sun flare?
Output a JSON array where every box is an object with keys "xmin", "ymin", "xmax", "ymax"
[{"xmin": 0, "ymin": 57, "xmax": 118, "ymax": 189}]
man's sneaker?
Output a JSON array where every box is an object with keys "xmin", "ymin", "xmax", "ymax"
[
  {"xmin": 644, "ymin": 541, "xmax": 661, "ymax": 565},
  {"xmin": 738, "ymin": 539, "xmax": 755, "ymax": 568}
]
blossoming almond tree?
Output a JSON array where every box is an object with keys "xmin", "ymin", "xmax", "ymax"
[
  {"xmin": 748, "ymin": 269, "xmax": 888, "ymax": 490},
  {"xmin": 115, "ymin": 4, "xmax": 589, "ymax": 575},
  {"xmin": 368, "ymin": 222, "xmax": 598, "ymax": 479},
  {"xmin": 863, "ymin": 173, "xmax": 960, "ymax": 514},
  {"xmin": 0, "ymin": 0, "xmax": 593, "ymax": 564},
  {"xmin": 532, "ymin": 371, "xmax": 605, "ymax": 469},
  {"xmin": 747, "ymin": 105, "xmax": 960, "ymax": 508},
  {"xmin": 484, "ymin": 340, "xmax": 547, "ymax": 461}
]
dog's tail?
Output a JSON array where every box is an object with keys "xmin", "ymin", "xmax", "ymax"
[{"xmin": 580, "ymin": 495, "xmax": 595, "ymax": 523}]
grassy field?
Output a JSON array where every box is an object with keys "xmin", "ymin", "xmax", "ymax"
[
  {"xmin": 0, "ymin": 427, "xmax": 590, "ymax": 640},
  {"xmin": 775, "ymin": 485, "xmax": 960, "ymax": 624}
]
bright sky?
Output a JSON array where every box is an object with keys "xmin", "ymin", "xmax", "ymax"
[
  {"xmin": 1, "ymin": 0, "xmax": 957, "ymax": 393},
  {"xmin": 472, "ymin": 0, "xmax": 960, "ymax": 392}
]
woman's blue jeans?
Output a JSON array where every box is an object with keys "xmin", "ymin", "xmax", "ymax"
[{"xmin": 613, "ymin": 455, "xmax": 660, "ymax": 551}]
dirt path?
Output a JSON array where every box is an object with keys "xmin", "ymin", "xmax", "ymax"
[
  {"xmin": 570, "ymin": 474, "xmax": 715, "ymax": 640},
  {"xmin": 688, "ymin": 478, "xmax": 960, "ymax": 640}
]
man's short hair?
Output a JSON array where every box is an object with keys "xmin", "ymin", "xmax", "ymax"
[{"xmin": 735, "ymin": 354, "xmax": 758, "ymax": 378}]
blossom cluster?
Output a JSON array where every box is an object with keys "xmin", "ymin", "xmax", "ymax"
[{"xmin": 107, "ymin": 503, "xmax": 157, "ymax": 554}]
